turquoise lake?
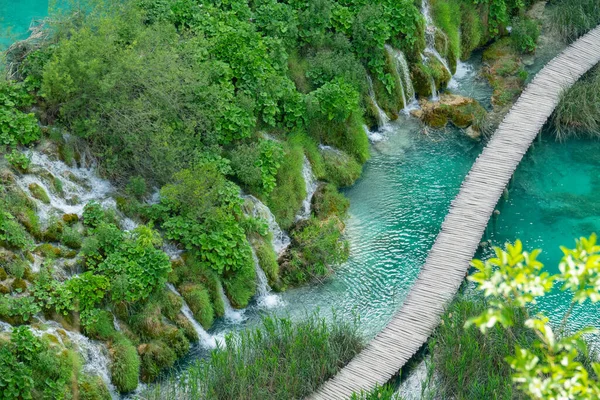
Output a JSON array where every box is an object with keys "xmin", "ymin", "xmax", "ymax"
[{"xmin": 3, "ymin": 0, "xmax": 600, "ymax": 363}]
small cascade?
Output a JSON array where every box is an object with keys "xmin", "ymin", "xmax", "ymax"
[
  {"xmin": 0, "ymin": 320, "xmax": 12, "ymax": 332},
  {"xmin": 219, "ymin": 285, "xmax": 246, "ymax": 323},
  {"xmin": 363, "ymin": 124, "xmax": 385, "ymax": 143},
  {"xmin": 12, "ymin": 149, "xmax": 136, "ymax": 231},
  {"xmin": 295, "ymin": 156, "xmax": 318, "ymax": 221},
  {"xmin": 385, "ymin": 45, "xmax": 417, "ymax": 113},
  {"xmin": 162, "ymin": 241, "xmax": 184, "ymax": 260},
  {"xmin": 429, "ymin": 75, "xmax": 439, "ymax": 100},
  {"xmin": 252, "ymin": 247, "xmax": 283, "ymax": 309},
  {"xmin": 166, "ymin": 284, "xmax": 218, "ymax": 349},
  {"xmin": 421, "ymin": 0, "xmax": 454, "ymax": 90},
  {"xmin": 241, "ymin": 195, "xmax": 291, "ymax": 255},
  {"xmin": 33, "ymin": 320, "xmax": 117, "ymax": 398},
  {"xmin": 113, "ymin": 315, "xmax": 122, "ymax": 332},
  {"xmin": 367, "ymin": 75, "xmax": 390, "ymax": 127}
]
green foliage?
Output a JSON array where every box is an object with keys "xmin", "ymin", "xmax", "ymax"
[
  {"xmin": 266, "ymin": 145, "xmax": 305, "ymax": 230},
  {"xmin": 180, "ymin": 283, "xmax": 214, "ymax": 329},
  {"xmin": 322, "ymin": 148, "xmax": 362, "ymax": 187},
  {"xmin": 308, "ymin": 79, "xmax": 360, "ymax": 123},
  {"xmin": 0, "ymin": 80, "xmax": 41, "ymax": 148},
  {"xmin": 126, "ymin": 176, "xmax": 147, "ymax": 200},
  {"xmin": 350, "ymin": 385, "xmax": 399, "ymax": 400},
  {"xmin": 65, "ymin": 272, "xmax": 110, "ymax": 327},
  {"xmin": 61, "ymin": 226, "xmax": 82, "ymax": 249},
  {"xmin": 549, "ymin": 0, "xmax": 600, "ymax": 43},
  {"xmin": 4, "ymin": 150, "xmax": 31, "ymax": 172},
  {"xmin": 313, "ymin": 183, "xmax": 350, "ymax": 219},
  {"xmin": 143, "ymin": 315, "xmax": 363, "ymax": 400},
  {"xmin": 432, "ymin": 296, "xmax": 532, "ymax": 399},
  {"xmin": 468, "ymin": 235, "xmax": 600, "ymax": 399},
  {"xmin": 221, "ymin": 256, "xmax": 257, "ymax": 308},
  {"xmin": 511, "ymin": 17, "xmax": 540, "ymax": 53},
  {"xmin": 253, "ymin": 236, "xmax": 280, "ymax": 288},
  {"xmin": 430, "ymin": 0, "xmax": 461, "ymax": 68},
  {"xmin": 95, "ymin": 226, "xmax": 171, "ymax": 305},
  {"xmin": 257, "ymin": 140, "xmax": 284, "ymax": 195},
  {"xmin": 110, "ymin": 334, "xmax": 140, "ymax": 393},
  {"xmin": 551, "ymin": 66, "xmax": 600, "ymax": 140},
  {"xmin": 281, "ymin": 217, "xmax": 349, "ymax": 286},
  {"xmin": 82, "ymin": 201, "xmax": 107, "ymax": 228},
  {"xmin": 0, "ymin": 211, "xmax": 33, "ymax": 250},
  {"xmin": 139, "ymin": 340, "xmax": 177, "ymax": 383}
]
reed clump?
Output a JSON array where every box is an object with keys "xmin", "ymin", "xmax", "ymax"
[{"xmin": 143, "ymin": 315, "xmax": 363, "ymax": 400}]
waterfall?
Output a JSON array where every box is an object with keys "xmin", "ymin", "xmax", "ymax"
[
  {"xmin": 385, "ymin": 45, "xmax": 417, "ymax": 113},
  {"xmin": 252, "ymin": 247, "xmax": 283, "ymax": 309},
  {"xmin": 429, "ymin": 76, "xmax": 439, "ymax": 100},
  {"xmin": 367, "ymin": 75, "xmax": 390, "ymax": 127},
  {"xmin": 113, "ymin": 315, "xmax": 122, "ymax": 332},
  {"xmin": 295, "ymin": 156, "xmax": 318, "ymax": 222},
  {"xmin": 241, "ymin": 195, "xmax": 291, "ymax": 255},
  {"xmin": 219, "ymin": 285, "xmax": 246, "ymax": 323},
  {"xmin": 166, "ymin": 284, "xmax": 218, "ymax": 349},
  {"xmin": 31, "ymin": 320, "xmax": 118, "ymax": 398},
  {"xmin": 12, "ymin": 149, "xmax": 136, "ymax": 230},
  {"xmin": 421, "ymin": 0, "xmax": 455, "ymax": 91}
]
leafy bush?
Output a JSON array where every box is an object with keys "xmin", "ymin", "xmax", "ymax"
[
  {"xmin": 143, "ymin": 315, "xmax": 363, "ymax": 400},
  {"xmin": 4, "ymin": 150, "xmax": 31, "ymax": 172},
  {"xmin": 109, "ymin": 334, "xmax": 140, "ymax": 393},
  {"xmin": 0, "ymin": 211, "xmax": 33, "ymax": 250},
  {"xmin": 61, "ymin": 226, "xmax": 83, "ymax": 249},
  {"xmin": 280, "ymin": 217, "xmax": 349, "ymax": 286},
  {"xmin": 511, "ymin": 17, "xmax": 540, "ymax": 53},
  {"xmin": 0, "ymin": 81, "xmax": 41, "ymax": 147},
  {"xmin": 180, "ymin": 283, "xmax": 214, "ymax": 329}
]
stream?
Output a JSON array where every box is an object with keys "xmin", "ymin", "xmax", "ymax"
[{"xmin": 3, "ymin": 1, "xmax": 600, "ymax": 398}]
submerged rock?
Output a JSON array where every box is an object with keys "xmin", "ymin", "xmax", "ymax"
[{"xmin": 411, "ymin": 94, "xmax": 487, "ymax": 136}]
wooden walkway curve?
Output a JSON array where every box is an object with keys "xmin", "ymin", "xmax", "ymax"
[{"xmin": 310, "ymin": 25, "xmax": 600, "ymax": 400}]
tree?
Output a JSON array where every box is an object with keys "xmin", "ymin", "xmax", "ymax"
[{"xmin": 467, "ymin": 234, "xmax": 600, "ymax": 399}]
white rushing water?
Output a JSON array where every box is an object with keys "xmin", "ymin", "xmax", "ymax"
[
  {"xmin": 385, "ymin": 45, "xmax": 418, "ymax": 113},
  {"xmin": 421, "ymin": 0, "xmax": 455, "ymax": 93},
  {"xmin": 13, "ymin": 148, "xmax": 137, "ymax": 230},
  {"xmin": 295, "ymin": 156, "xmax": 318, "ymax": 221},
  {"xmin": 251, "ymin": 247, "xmax": 284, "ymax": 309},
  {"xmin": 367, "ymin": 75, "xmax": 391, "ymax": 127},
  {"xmin": 31, "ymin": 320, "xmax": 118, "ymax": 398},
  {"xmin": 219, "ymin": 285, "xmax": 246, "ymax": 323},
  {"xmin": 242, "ymin": 195, "xmax": 291, "ymax": 255},
  {"xmin": 166, "ymin": 284, "xmax": 218, "ymax": 349}
]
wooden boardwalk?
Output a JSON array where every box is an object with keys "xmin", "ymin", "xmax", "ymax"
[{"xmin": 310, "ymin": 26, "xmax": 600, "ymax": 400}]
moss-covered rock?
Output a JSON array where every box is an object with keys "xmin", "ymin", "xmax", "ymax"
[
  {"xmin": 411, "ymin": 94, "xmax": 487, "ymax": 134},
  {"xmin": 0, "ymin": 284, "xmax": 9, "ymax": 294},
  {"xmin": 138, "ymin": 340, "xmax": 176, "ymax": 383},
  {"xmin": 426, "ymin": 55, "xmax": 452, "ymax": 91},
  {"xmin": 411, "ymin": 63, "xmax": 433, "ymax": 98},
  {"xmin": 313, "ymin": 183, "xmax": 350, "ymax": 219},
  {"xmin": 482, "ymin": 38, "xmax": 527, "ymax": 107},
  {"xmin": 28, "ymin": 183, "xmax": 51, "ymax": 204},
  {"xmin": 321, "ymin": 147, "xmax": 363, "ymax": 188},
  {"xmin": 109, "ymin": 334, "xmax": 140, "ymax": 393},
  {"xmin": 179, "ymin": 283, "xmax": 214, "ymax": 330},
  {"xmin": 252, "ymin": 236, "xmax": 281, "ymax": 290},
  {"xmin": 11, "ymin": 277, "xmax": 28, "ymax": 292},
  {"xmin": 62, "ymin": 213, "xmax": 79, "ymax": 225},
  {"xmin": 0, "ymin": 267, "xmax": 7, "ymax": 281},
  {"xmin": 78, "ymin": 375, "xmax": 111, "ymax": 400},
  {"xmin": 35, "ymin": 243, "xmax": 63, "ymax": 258}
]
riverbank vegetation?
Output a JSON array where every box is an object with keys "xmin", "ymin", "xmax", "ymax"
[
  {"xmin": 142, "ymin": 315, "xmax": 363, "ymax": 400},
  {"xmin": 0, "ymin": 0, "xmax": 585, "ymax": 397}
]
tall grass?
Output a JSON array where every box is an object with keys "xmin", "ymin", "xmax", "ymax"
[
  {"xmin": 141, "ymin": 315, "xmax": 363, "ymax": 400},
  {"xmin": 430, "ymin": 296, "xmax": 535, "ymax": 400},
  {"xmin": 549, "ymin": 0, "xmax": 600, "ymax": 43},
  {"xmin": 551, "ymin": 66, "xmax": 600, "ymax": 141}
]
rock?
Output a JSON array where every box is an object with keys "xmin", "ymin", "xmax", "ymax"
[
  {"xmin": 411, "ymin": 63, "xmax": 433, "ymax": 98},
  {"xmin": 465, "ymin": 126, "xmax": 481, "ymax": 140},
  {"xmin": 412, "ymin": 94, "xmax": 487, "ymax": 131},
  {"xmin": 28, "ymin": 182, "xmax": 51, "ymax": 204},
  {"xmin": 62, "ymin": 213, "xmax": 79, "ymax": 225}
]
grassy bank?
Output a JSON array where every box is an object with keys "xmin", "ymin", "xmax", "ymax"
[{"xmin": 142, "ymin": 315, "xmax": 363, "ymax": 400}]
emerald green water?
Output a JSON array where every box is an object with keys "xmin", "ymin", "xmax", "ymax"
[
  {"xmin": 4, "ymin": 0, "xmax": 600, "ymax": 382},
  {"xmin": 481, "ymin": 136, "xmax": 600, "ymax": 332},
  {"xmin": 0, "ymin": 0, "xmax": 49, "ymax": 49}
]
